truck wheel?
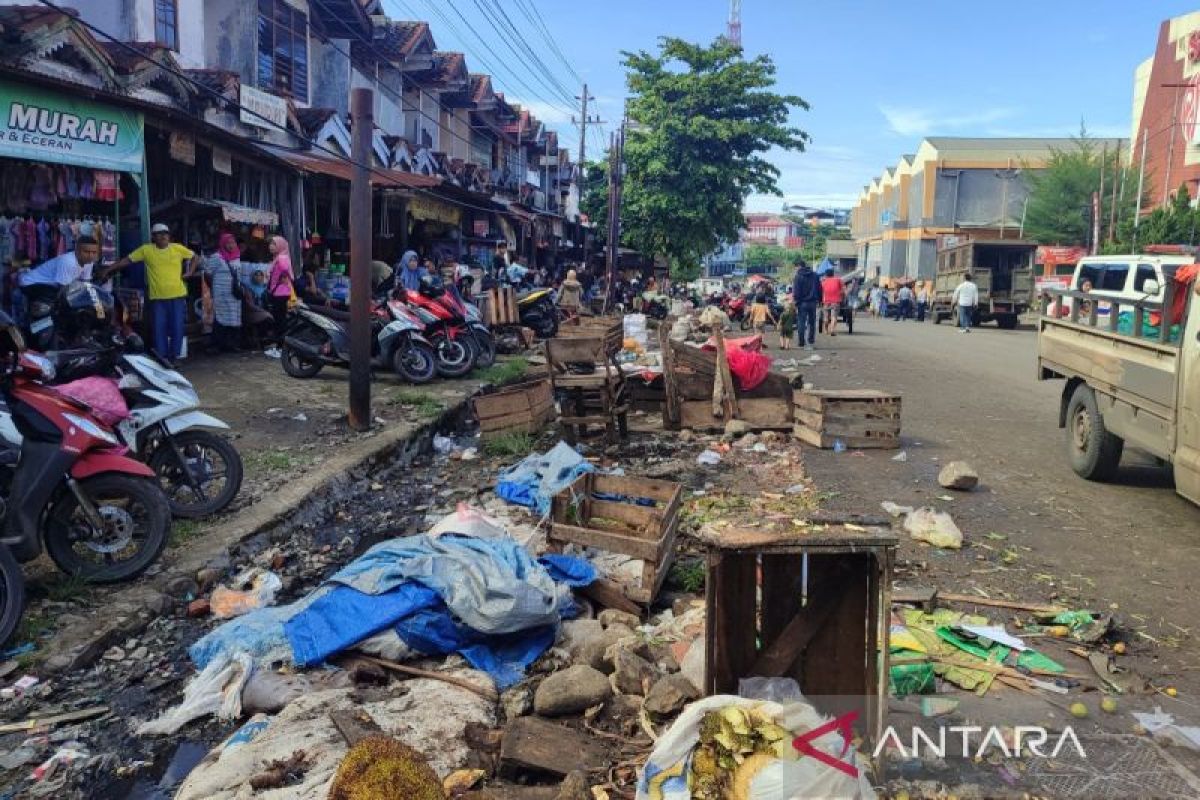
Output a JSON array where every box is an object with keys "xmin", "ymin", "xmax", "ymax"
[
  {"xmin": 996, "ymin": 314, "xmax": 1019, "ymax": 330},
  {"xmin": 1066, "ymin": 385, "xmax": 1124, "ymax": 482}
]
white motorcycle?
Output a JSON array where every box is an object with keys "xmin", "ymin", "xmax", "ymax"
[{"xmin": 0, "ymin": 352, "xmax": 243, "ymax": 519}]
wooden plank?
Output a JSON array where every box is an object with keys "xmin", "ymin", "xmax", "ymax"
[
  {"xmin": 587, "ymin": 498, "xmax": 660, "ymax": 533},
  {"xmin": 793, "ymin": 425, "xmax": 900, "ymax": 449},
  {"xmin": 750, "ymin": 590, "xmax": 840, "ymax": 677},
  {"xmin": 760, "ymin": 554, "xmax": 804, "ymax": 654},
  {"xmin": 804, "ymin": 553, "xmax": 871, "ymax": 712},
  {"xmin": 499, "ymin": 717, "xmax": 608, "ymax": 779},
  {"xmin": 549, "ymin": 522, "xmax": 660, "ymax": 561},
  {"xmin": 709, "ymin": 552, "xmax": 758, "ymax": 694},
  {"xmin": 736, "ymin": 397, "xmax": 794, "ymax": 429},
  {"xmin": 659, "ymin": 323, "xmax": 680, "ymax": 428},
  {"xmin": 712, "ymin": 327, "xmax": 740, "ymax": 420},
  {"xmin": 593, "ymin": 473, "xmax": 680, "ymax": 503},
  {"xmin": 680, "ymin": 400, "xmax": 725, "ymax": 430},
  {"xmin": 579, "ymin": 576, "xmax": 642, "ymax": 615},
  {"xmin": 800, "ymin": 388, "xmax": 900, "ymax": 401},
  {"xmin": 330, "ymin": 709, "xmax": 384, "ymax": 747}
]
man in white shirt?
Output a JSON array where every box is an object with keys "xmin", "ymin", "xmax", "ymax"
[
  {"xmin": 951, "ymin": 272, "xmax": 979, "ymax": 333},
  {"xmin": 20, "ymin": 235, "xmax": 101, "ymax": 305}
]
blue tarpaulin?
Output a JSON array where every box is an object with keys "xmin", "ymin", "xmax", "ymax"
[
  {"xmin": 189, "ymin": 532, "xmax": 597, "ymax": 689},
  {"xmin": 495, "ymin": 441, "xmax": 595, "ymax": 516}
]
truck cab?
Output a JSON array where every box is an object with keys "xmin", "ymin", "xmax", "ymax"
[
  {"xmin": 931, "ymin": 239, "xmax": 1036, "ymax": 329},
  {"xmin": 1037, "ymin": 264, "xmax": 1200, "ymax": 506}
]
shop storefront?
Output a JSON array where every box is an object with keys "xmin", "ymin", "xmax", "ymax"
[
  {"xmin": 407, "ymin": 194, "xmax": 463, "ymax": 263},
  {"xmin": 0, "ymin": 76, "xmax": 146, "ymax": 312}
]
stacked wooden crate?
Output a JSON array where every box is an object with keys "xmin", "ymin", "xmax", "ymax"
[
  {"xmin": 483, "ymin": 287, "xmax": 520, "ymax": 326},
  {"xmin": 472, "ymin": 379, "xmax": 554, "ymax": 441},
  {"xmin": 794, "ymin": 389, "xmax": 901, "ymax": 449}
]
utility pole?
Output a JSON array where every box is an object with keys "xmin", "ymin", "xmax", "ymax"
[
  {"xmin": 1133, "ymin": 132, "xmax": 1148, "ymax": 251},
  {"xmin": 602, "ymin": 124, "xmax": 625, "ymax": 314},
  {"xmin": 1098, "ymin": 142, "xmax": 1107, "ymax": 244},
  {"xmin": 348, "ymin": 88, "xmax": 373, "ymax": 431},
  {"xmin": 1108, "ymin": 143, "xmax": 1120, "ymax": 243},
  {"xmin": 573, "ymin": 83, "xmax": 606, "ymax": 267}
]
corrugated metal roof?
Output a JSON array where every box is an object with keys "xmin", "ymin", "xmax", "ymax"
[{"xmin": 923, "ymin": 136, "xmax": 1127, "ymax": 161}]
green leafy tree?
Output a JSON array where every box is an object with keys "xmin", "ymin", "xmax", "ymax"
[
  {"xmin": 1117, "ymin": 184, "xmax": 1200, "ymax": 249},
  {"xmin": 578, "ymin": 159, "xmax": 611, "ymax": 246},
  {"xmin": 1022, "ymin": 131, "xmax": 1139, "ymax": 247},
  {"xmin": 620, "ymin": 38, "xmax": 810, "ymax": 281}
]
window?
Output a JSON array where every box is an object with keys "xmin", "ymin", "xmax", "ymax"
[
  {"xmin": 257, "ymin": 0, "xmax": 309, "ymax": 102},
  {"xmin": 1078, "ymin": 263, "xmax": 1129, "ymax": 292},
  {"xmin": 154, "ymin": 0, "xmax": 178, "ymax": 51},
  {"xmin": 1134, "ymin": 264, "xmax": 1160, "ymax": 293}
]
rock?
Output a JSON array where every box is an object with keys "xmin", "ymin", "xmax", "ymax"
[
  {"xmin": 679, "ymin": 638, "xmax": 705, "ymax": 694},
  {"xmin": 129, "ymin": 646, "xmax": 149, "ymax": 662},
  {"xmin": 533, "ymin": 666, "xmax": 611, "ymax": 716},
  {"xmin": 905, "ymin": 507, "xmax": 964, "ymax": 549},
  {"xmin": 501, "ymin": 684, "xmax": 533, "ymax": 720},
  {"xmin": 195, "ymin": 568, "xmax": 221, "ymax": 591},
  {"xmin": 938, "ymin": 461, "xmax": 979, "ymax": 491},
  {"xmin": 598, "ymin": 609, "xmax": 640, "ymax": 630},
  {"xmin": 103, "ymin": 646, "xmax": 125, "ymax": 661},
  {"xmin": 556, "ymin": 770, "xmax": 591, "ymax": 800},
  {"xmin": 678, "ymin": 429, "xmax": 695, "ymax": 443},
  {"xmin": 186, "ymin": 598, "xmax": 211, "ymax": 617},
  {"xmin": 723, "ymin": 419, "xmax": 751, "ymax": 438},
  {"xmin": 610, "ymin": 648, "xmax": 656, "ymax": 696},
  {"xmin": 647, "ymin": 642, "xmax": 680, "ymax": 673},
  {"xmin": 164, "ymin": 575, "xmax": 199, "ymax": 600},
  {"xmin": 643, "ymin": 674, "xmax": 699, "ymax": 716},
  {"xmin": 140, "ymin": 591, "xmax": 172, "ymax": 617},
  {"xmin": 560, "ymin": 619, "xmax": 605, "ymax": 653}
]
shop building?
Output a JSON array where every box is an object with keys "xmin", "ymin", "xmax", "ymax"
[
  {"xmin": 1131, "ymin": 11, "xmax": 1200, "ymax": 210},
  {"xmin": 850, "ymin": 137, "xmax": 1124, "ymax": 280}
]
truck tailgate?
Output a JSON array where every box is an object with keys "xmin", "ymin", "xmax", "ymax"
[{"xmin": 1038, "ymin": 319, "xmax": 1179, "ymax": 420}]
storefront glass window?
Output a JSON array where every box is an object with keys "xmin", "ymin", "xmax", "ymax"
[
  {"xmin": 154, "ymin": 0, "xmax": 178, "ymax": 51},
  {"xmin": 257, "ymin": 0, "xmax": 309, "ymax": 103}
]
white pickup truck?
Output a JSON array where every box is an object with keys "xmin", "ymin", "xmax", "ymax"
[{"xmin": 1037, "ymin": 266, "xmax": 1200, "ymax": 506}]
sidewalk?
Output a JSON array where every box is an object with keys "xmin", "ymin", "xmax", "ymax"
[{"xmin": 23, "ymin": 349, "xmax": 531, "ymax": 673}]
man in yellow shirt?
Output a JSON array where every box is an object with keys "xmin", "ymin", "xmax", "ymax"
[{"xmin": 103, "ymin": 223, "xmax": 200, "ymax": 365}]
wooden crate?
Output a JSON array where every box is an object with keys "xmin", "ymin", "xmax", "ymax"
[
  {"xmin": 484, "ymin": 287, "xmax": 521, "ymax": 327},
  {"xmin": 794, "ymin": 389, "xmax": 901, "ymax": 449},
  {"xmin": 549, "ymin": 473, "xmax": 683, "ymax": 604},
  {"xmin": 472, "ymin": 379, "xmax": 554, "ymax": 440},
  {"xmin": 557, "ymin": 316, "xmax": 623, "ymax": 357}
]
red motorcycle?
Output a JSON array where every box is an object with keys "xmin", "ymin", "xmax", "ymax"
[
  {"xmin": 723, "ymin": 294, "xmax": 747, "ymax": 324},
  {"xmin": 400, "ymin": 277, "xmax": 494, "ymax": 377},
  {"xmin": 0, "ymin": 314, "xmax": 170, "ymax": 642}
]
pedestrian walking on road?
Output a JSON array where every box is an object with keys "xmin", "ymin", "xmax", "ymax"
[
  {"xmin": 896, "ymin": 283, "xmax": 914, "ymax": 321},
  {"xmin": 820, "ymin": 269, "xmax": 843, "ymax": 336},
  {"xmin": 916, "ymin": 284, "xmax": 929, "ymax": 322},
  {"xmin": 952, "ymin": 272, "xmax": 979, "ymax": 333},
  {"xmin": 791, "ymin": 257, "xmax": 820, "ymax": 350},
  {"xmin": 748, "ymin": 291, "xmax": 775, "ymax": 335},
  {"xmin": 869, "ymin": 284, "xmax": 883, "ymax": 318}
]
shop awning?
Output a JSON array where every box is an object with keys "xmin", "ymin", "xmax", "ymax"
[
  {"xmin": 149, "ymin": 197, "xmax": 279, "ymax": 226},
  {"xmin": 259, "ymin": 145, "xmax": 442, "ymax": 191},
  {"xmin": 506, "ymin": 204, "xmax": 535, "ymax": 223}
]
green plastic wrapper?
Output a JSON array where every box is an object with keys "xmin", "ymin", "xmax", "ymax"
[{"xmin": 890, "ymin": 661, "xmax": 936, "ymax": 696}]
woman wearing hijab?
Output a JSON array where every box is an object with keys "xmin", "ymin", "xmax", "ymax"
[
  {"xmin": 204, "ymin": 232, "xmax": 244, "ymax": 352},
  {"xmin": 397, "ymin": 250, "xmax": 422, "ymax": 293},
  {"xmin": 267, "ymin": 235, "xmax": 294, "ymax": 338}
]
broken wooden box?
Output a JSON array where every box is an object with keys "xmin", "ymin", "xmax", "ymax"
[
  {"xmin": 794, "ymin": 389, "xmax": 901, "ymax": 449},
  {"xmin": 472, "ymin": 378, "xmax": 555, "ymax": 441},
  {"xmin": 548, "ymin": 473, "xmax": 682, "ymax": 604}
]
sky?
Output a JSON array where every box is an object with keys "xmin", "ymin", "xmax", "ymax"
[{"xmin": 385, "ymin": 1, "xmax": 1200, "ymax": 212}]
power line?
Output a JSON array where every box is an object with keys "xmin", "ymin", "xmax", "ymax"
[
  {"xmin": 399, "ymin": 0, "xmax": 575, "ymax": 118},
  {"xmin": 511, "ymin": 0, "xmax": 582, "ymax": 86},
  {"xmin": 30, "ymin": 0, "xmax": 524, "ymax": 219},
  {"xmin": 468, "ymin": 0, "xmax": 576, "ymax": 108},
  {"xmin": 479, "ymin": 0, "xmax": 577, "ymax": 104}
]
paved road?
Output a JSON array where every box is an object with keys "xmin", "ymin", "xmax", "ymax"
[{"xmin": 777, "ymin": 314, "xmax": 1200, "ymax": 693}]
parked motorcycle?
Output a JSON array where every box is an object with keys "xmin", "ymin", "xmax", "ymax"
[
  {"xmin": 281, "ymin": 301, "xmax": 438, "ymax": 384},
  {"xmin": 401, "ymin": 278, "xmax": 496, "ymax": 371},
  {"xmin": 516, "ymin": 288, "xmax": 559, "ymax": 339},
  {"xmin": 0, "ymin": 312, "xmax": 171, "ymax": 642},
  {"xmin": 401, "ymin": 279, "xmax": 479, "ymax": 378},
  {"xmin": 723, "ymin": 294, "xmax": 747, "ymax": 325}
]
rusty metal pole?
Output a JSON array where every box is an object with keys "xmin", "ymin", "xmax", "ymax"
[{"xmin": 348, "ymin": 88, "xmax": 374, "ymax": 431}]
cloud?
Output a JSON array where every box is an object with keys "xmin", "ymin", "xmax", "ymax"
[{"xmin": 878, "ymin": 104, "xmax": 1019, "ymax": 137}]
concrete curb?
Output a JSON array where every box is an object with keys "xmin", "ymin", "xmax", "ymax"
[{"xmin": 41, "ymin": 388, "xmax": 481, "ymax": 675}]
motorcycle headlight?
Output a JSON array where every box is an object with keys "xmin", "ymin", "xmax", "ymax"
[{"xmin": 63, "ymin": 413, "xmax": 119, "ymax": 446}]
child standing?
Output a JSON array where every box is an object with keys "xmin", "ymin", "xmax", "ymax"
[{"xmin": 777, "ymin": 296, "xmax": 796, "ymax": 349}]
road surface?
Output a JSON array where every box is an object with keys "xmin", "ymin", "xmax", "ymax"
[{"xmin": 774, "ymin": 313, "xmax": 1200, "ymax": 694}]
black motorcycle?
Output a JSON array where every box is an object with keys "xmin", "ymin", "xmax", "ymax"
[{"xmin": 280, "ymin": 302, "xmax": 437, "ymax": 383}]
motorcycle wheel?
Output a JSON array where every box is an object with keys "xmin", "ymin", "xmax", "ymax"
[
  {"xmin": 0, "ymin": 547, "xmax": 24, "ymax": 646},
  {"xmin": 530, "ymin": 312, "xmax": 558, "ymax": 339},
  {"xmin": 281, "ymin": 344, "xmax": 322, "ymax": 378},
  {"xmin": 148, "ymin": 431, "xmax": 244, "ymax": 519},
  {"xmin": 393, "ymin": 339, "xmax": 438, "ymax": 384},
  {"xmin": 472, "ymin": 329, "xmax": 497, "ymax": 369},
  {"xmin": 45, "ymin": 475, "xmax": 170, "ymax": 583},
  {"xmin": 432, "ymin": 333, "xmax": 476, "ymax": 378},
  {"xmin": 739, "ymin": 316, "xmax": 751, "ymax": 331}
]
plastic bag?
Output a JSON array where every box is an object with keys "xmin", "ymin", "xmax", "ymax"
[
  {"xmin": 904, "ymin": 507, "xmax": 963, "ymax": 549},
  {"xmin": 54, "ymin": 377, "xmax": 129, "ymax": 427},
  {"xmin": 210, "ymin": 569, "xmax": 283, "ymax": 619},
  {"xmin": 725, "ymin": 345, "xmax": 771, "ymax": 392},
  {"xmin": 428, "ymin": 503, "xmax": 509, "ymax": 540},
  {"xmin": 137, "ymin": 652, "xmax": 253, "ymax": 736},
  {"xmin": 636, "ymin": 695, "xmax": 876, "ymax": 800},
  {"xmin": 738, "ymin": 677, "xmax": 803, "ymax": 703}
]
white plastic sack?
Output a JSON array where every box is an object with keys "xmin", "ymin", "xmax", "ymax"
[
  {"xmin": 137, "ymin": 652, "xmax": 253, "ymax": 736},
  {"xmin": 904, "ymin": 507, "xmax": 964, "ymax": 549},
  {"xmin": 429, "ymin": 503, "xmax": 510, "ymax": 540},
  {"xmin": 636, "ymin": 695, "xmax": 876, "ymax": 800}
]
